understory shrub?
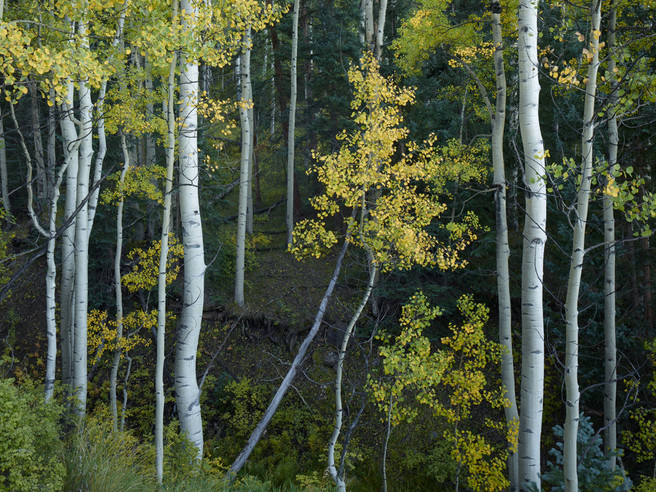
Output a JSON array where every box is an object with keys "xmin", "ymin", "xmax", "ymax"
[{"xmin": 0, "ymin": 378, "xmax": 65, "ymax": 491}]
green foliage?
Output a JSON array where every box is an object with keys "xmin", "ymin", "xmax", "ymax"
[
  {"xmin": 212, "ymin": 377, "xmax": 333, "ymax": 488},
  {"xmin": 538, "ymin": 414, "xmax": 630, "ymax": 492},
  {"xmin": 370, "ymin": 292, "xmax": 511, "ymax": 491},
  {"xmin": 0, "ymin": 379, "xmax": 65, "ymax": 491}
]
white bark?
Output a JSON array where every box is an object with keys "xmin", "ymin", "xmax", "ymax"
[
  {"xmin": 176, "ymin": 0, "xmax": 205, "ymax": 457},
  {"xmin": 491, "ymin": 2, "xmax": 519, "ymax": 489},
  {"xmin": 364, "ymin": 0, "xmax": 374, "ymax": 49},
  {"xmin": 327, "ymin": 264, "xmax": 377, "ymax": 491},
  {"xmin": 73, "ymin": 32, "xmax": 94, "ymax": 413},
  {"xmin": 563, "ymin": 4, "xmax": 601, "ymax": 490},
  {"xmin": 230, "ymin": 240, "xmax": 350, "ymax": 477},
  {"xmin": 604, "ymin": 0, "xmax": 618, "ymax": 468},
  {"xmin": 235, "ymin": 29, "xmax": 252, "ymax": 307},
  {"xmin": 246, "ymin": 103, "xmax": 254, "ymax": 235},
  {"xmin": 110, "ymin": 134, "xmax": 130, "ymax": 430},
  {"xmin": 518, "ymin": 0, "xmax": 547, "ymax": 488},
  {"xmin": 156, "ymin": 29, "xmax": 178, "ymax": 481},
  {"xmin": 59, "ymin": 80, "xmax": 78, "ymax": 389},
  {"xmin": 374, "ymin": 0, "xmax": 387, "ymax": 61},
  {"xmin": 286, "ymin": 0, "xmax": 300, "ymax": 247}
]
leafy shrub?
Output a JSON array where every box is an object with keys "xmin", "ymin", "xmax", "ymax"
[{"xmin": 0, "ymin": 378, "xmax": 65, "ymax": 491}]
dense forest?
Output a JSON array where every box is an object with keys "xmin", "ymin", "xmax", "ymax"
[{"xmin": 0, "ymin": 0, "xmax": 655, "ymax": 490}]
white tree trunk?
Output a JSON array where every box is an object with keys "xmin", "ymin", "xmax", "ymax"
[
  {"xmin": 563, "ymin": 4, "xmax": 601, "ymax": 490},
  {"xmin": 110, "ymin": 134, "xmax": 130, "ymax": 430},
  {"xmin": 604, "ymin": 0, "xmax": 618, "ymax": 469},
  {"xmin": 327, "ymin": 264, "xmax": 377, "ymax": 491},
  {"xmin": 235, "ymin": 29, "xmax": 252, "ymax": 307},
  {"xmin": 517, "ymin": 0, "xmax": 547, "ymax": 487},
  {"xmin": 73, "ymin": 36, "xmax": 94, "ymax": 413},
  {"xmin": 491, "ymin": 2, "xmax": 519, "ymax": 489},
  {"xmin": 286, "ymin": 0, "xmax": 300, "ymax": 247},
  {"xmin": 59, "ymin": 79, "xmax": 78, "ymax": 389},
  {"xmin": 176, "ymin": 0, "xmax": 205, "ymax": 457},
  {"xmin": 374, "ymin": 0, "xmax": 387, "ymax": 61},
  {"xmin": 230, "ymin": 240, "xmax": 350, "ymax": 477},
  {"xmin": 156, "ymin": 30, "xmax": 178, "ymax": 481},
  {"xmin": 246, "ymin": 102, "xmax": 254, "ymax": 235}
]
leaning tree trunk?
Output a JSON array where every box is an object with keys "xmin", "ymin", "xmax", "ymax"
[
  {"xmin": 517, "ymin": 0, "xmax": 547, "ymax": 488},
  {"xmin": 229, "ymin": 240, "xmax": 350, "ymax": 478},
  {"xmin": 603, "ymin": 0, "xmax": 618, "ymax": 469},
  {"xmin": 176, "ymin": 0, "xmax": 205, "ymax": 457},
  {"xmin": 490, "ymin": 1, "xmax": 519, "ymax": 489},
  {"xmin": 563, "ymin": 3, "xmax": 601, "ymax": 490},
  {"xmin": 235, "ymin": 28, "xmax": 252, "ymax": 307},
  {"xmin": 286, "ymin": 0, "xmax": 300, "ymax": 247}
]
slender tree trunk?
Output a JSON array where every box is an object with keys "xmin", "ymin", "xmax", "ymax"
[
  {"xmin": 0, "ymin": 117, "xmax": 9, "ymax": 212},
  {"xmin": 176, "ymin": 0, "xmax": 205, "ymax": 456},
  {"xmin": 287, "ymin": 0, "xmax": 300, "ymax": 246},
  {"xmin": 235, "ymin": 29, "xmax": 252, "ymax": 307},
  {"xmin": 59, "ymin": 80, "xmax": 78, "ymax": 389},
  {"xmin": 563, "ymin": 3, "xmax": 601, "ymax": 490},
  {"xmin": 246, "ymin": 103, "xmax": 254, "ymax": 235},
  {"xmin": 73, "ymin": 33, "xmax": 94, "ymax": 413},
  {"xmin": 517, "ymin": 0, "xmax": 547, "ymax": 487},
  {"xmin": 156, "ymin": 24, "xmax": 178, "ymax": 480},
  {"xmin": 110, "ymin": 134, "xmax": 130, "ymax": 430},
  {"xmin": 327, "ymin": 264, "xmax": 377, "ymax": 491},
  {"xmin": 45, "ymin": 148, "xmax": 77, "ymax": 401},
  {"xmin": 47, "ymin": 89, "xmax": 56, "ymax": 200},
  {"xmin": 0, "ymin": 4, "xmax": 6, "ymax": 214},
  {"xmin": 603, "ymin": 0, "xmax": 619, "ymax": 470},
  {"xmin": 229, "ymin": 240, "xmax": 350, "ymax": 477},
  {"xmin": 29, "ymin": 82, "xmax": 47, "ymax": 204},
  {"xmin": 490, "ymin": 2, "xmax": 519, "ymax": 489}
]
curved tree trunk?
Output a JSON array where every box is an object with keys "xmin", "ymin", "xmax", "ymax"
[
  {"xmin": 327, "ymin": 264, "xmax": 377, "ymax": 491},
  {"xmin": 517, "ymin": 0, "xmax": 547, "ymax": 487}
]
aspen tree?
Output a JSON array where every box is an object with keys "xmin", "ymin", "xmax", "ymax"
[
  {"xmin": 156, "ymin": 6, "xmax": 178, "ymax": 477},
  {"xmin": 517, "ymin": 0, "xmax": 547, "ymax": 487},
  {"xmin": 604, "ymin": 0, "xmax": 619, "ymax": 468},
  {"xmin": 235, "ymin": 27, "xmax": 252, "ymax": 307},
  {"xmin": 286, "ymin": 0, "xmax": 300, "ymax": 247},
  {"xmin": 562, "ymin": 2, "xmax": 602, "ymax": 489},
  {"xmin": 176, "ymin": 0, "xmax": 205, "ymax": 455},
  {"xmin": 490, "ymin": 1, "xmax": 519, "ymax": 488}
]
